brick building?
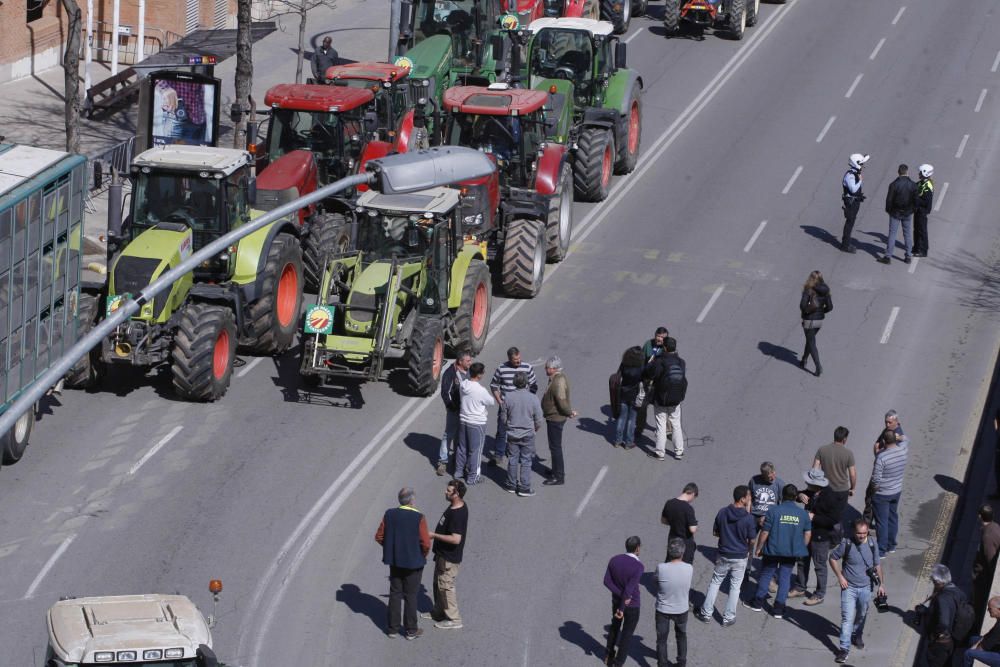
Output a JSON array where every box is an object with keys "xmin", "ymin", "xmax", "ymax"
[{"xmin": 0, "ymin": 0, "xmax": 237, "ymax": 85}]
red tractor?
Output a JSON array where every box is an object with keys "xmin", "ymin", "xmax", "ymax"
[
  {"xmin": 542, "ymin": 0, "xmax": 646, "ymax": 33},
  {"xmin": 443, "ymin": 84, "xmax": 573, "ymax": 296}
]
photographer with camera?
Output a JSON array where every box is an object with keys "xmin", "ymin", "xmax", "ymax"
[
  {"xmin": 917, "ymin": 564, "xmax": 975, "ymax": 667},
  {"xmin": 829, "ymin": 518, "xmax": 885, "ymax": 663}
]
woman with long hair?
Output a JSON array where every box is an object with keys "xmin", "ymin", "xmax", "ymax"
[
  {"xmin": 800, "ymin": 270, "xmax": 832, "ymax": 376},
  {"xmin": 613, "ymin": 346, "xmax": 646, "ymax": 448}
]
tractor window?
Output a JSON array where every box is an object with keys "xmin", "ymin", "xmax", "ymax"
[
  {"xmin": 413, "ymin": 0, "xmax": 478, "ymax": 66},
  {"xmin": 421, "ymin": 222, "xmax": 450, "ymax": 312},
  {"xmin": 597, "ymin": 39, "xmax": 615, "ymax": 76},
  {"xmin": 357, "ymin": 212, "xmax": 429, "ymax": 260},
  {"xmin": 448, "ymin": 114, "xmax": 524, "ymax": 170},
  {"xmin": 132, "ymin": 171, "xmax": 224, "ymax": 241},
  {"xmin": 267, "ymin": 108, "xmax": 349, "ymax": 161},
  {"xmin": 530, "ymin": 30, "xmax": 592, "ymax": 88},
  {"xmin": 225, "ymin": 171, "xmax": 247, "ymax": 224}
]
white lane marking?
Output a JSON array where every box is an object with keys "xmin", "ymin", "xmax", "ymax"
[
  {"xmin": 24, "ymin": 535, "xmax": 75, "ymax": 599},
  {"xmin": 624, "ymin": 29, "xmax": 642, "ymax": 44},
  {"xmin": 955, "ymin": 134, "xmax": 969, "ymax": 159},
  {"xmin": 870, "ymin": 37, "xmax": 886, "ymax": 60},
  {"xmin": 975, "ymin": 88, "xmax": 987, "ymax": 113},
  {"xmin": 816, "ymin": 115, "xmax": 836, "ymax": 143},
  {"xmin": 880, "ymin": 306, "xmax": 900, "ymax": 344},
  {"xmin": 696, "ymin": 285, "xmax": 726, "ymax": 324},
  {"xmin": 845, "ymin": 73, "xmax": 864, "ymax": 98},
  {"xmin": 908, "ymin": 257, "xmax": 919, "ymax": 274},
  {"xmin": 129, "ymin": 425, "xmax": 183, "ymax": 475},
  {"xmin": 891, "ymin": 6, "xmax": 905, "ymax": 25},
  {"xmin": 576, "ymin": 466, "xmax": 609, "ymax": 518},
  {"xmin": 744, "ymin": 220, "xmax": 767, "ymax": 252},
  {"xmin": 239, "ymin": 3, "xmax": 803, "ymax": 662},
  {"xmin": 781, "ymin": 166, "xmax": 803, "ymax": 194},
  {"xmin": 934, "ymin": 182, "xmax": 949, "ymax": 212},
  {"xmin": 236, "ymin": 357, "xmax": 263, "ymax": 379},
  {"xmin": 992, "ymin": 50, "xmax": 1000, "ymax": 73}
]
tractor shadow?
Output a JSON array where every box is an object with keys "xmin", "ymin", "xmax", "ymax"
[{"xmin": 270, "ymin": 346, "xmax": 366, "ymax": 408}]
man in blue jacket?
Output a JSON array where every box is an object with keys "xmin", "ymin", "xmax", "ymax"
[
  {"xmin": 603, "ymin": 536, "xmax": 644, "ymax": 666},
  {"xmin": 437, "ymin": 352, "xmax": 472, "ymax": 475},
  {"xmin": 375, "ymin": 487, "xmax": 431, "ymax": 639},
  {"xmin": 696, "ymin": 485, "xmax": 756, "ymax": 626},
  {"xmin": 744, "ymin": 485, "xmax": 811, "ymax": 618}
]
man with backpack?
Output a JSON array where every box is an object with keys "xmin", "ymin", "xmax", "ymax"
[
  {"xmin": 878, "ymin": 163, "xmax": 918, "ymax": 265},
  {"xmin": 643, "ymin": 337, "xmax": 687, "ymax": 460},
  {"xmin": 829, "ymin": 518, "xmax": 885, "ymax": 663},
  {"xmin": 923, "ymin": 564, "xmax": 975, "ymax": 667}
]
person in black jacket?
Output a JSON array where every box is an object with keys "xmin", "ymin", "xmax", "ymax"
[
  {"xmin": 643, "ymin": 337, "xmax": 687, "ymax": 460},
  {"xmin": 799, "ymin": 271, "xmax": 832, "ymax": 377},
  {"xmin": 913, "ymin": 164, "xmax": 934, "ymax": 257},
  {"xmin": 793, "ymin": 469, "xmax": 847, "ymax": 606},
  {"xmin": 923, "ymin": 564, "xmax": 966, "ymax": 666},
  {"xmin": 611, "ymin": 346, "xmax": 645, "ymax": 450},
  {"xmin": 437, "ymin": 352, "xmax": 472, "ymax": 475},
  {"xmin": 311, "ymin": 36, "xmax": 339, "ymax": 82},
  {"xmin": 879, "ymin": 164, "xmax": 918, "ymax": 265}
]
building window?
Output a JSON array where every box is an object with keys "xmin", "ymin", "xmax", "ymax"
[{"xmin": 27, "ymin": 0, "xmax": 44, "ymax": 23}]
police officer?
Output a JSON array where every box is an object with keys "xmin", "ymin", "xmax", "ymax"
[
  {"xmin": 913, "ymin": 164, "xmax": 934, "ymax": 257},
  {"xmin": 840, "ymin": 153, "xmax": 869, "ymax": 253}
]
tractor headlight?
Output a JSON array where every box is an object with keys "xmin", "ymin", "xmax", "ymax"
[
  {"xmin": 143, "ymin": 649, "xmax": 164, "ymax": 659},
  {"xmin": 165, "ymin": 648, "xmax": 185, "ymax": 659},
  {"xmin": 117, "ymin": 651, "xmax": 138, "ymax": 661},
  {"xmin": 463, "ymin": 213, "xmax": 484, "ymax": 227},
  {"xmin": 94, "ymin": 652, "xmax": 114, "ymax": 662}
]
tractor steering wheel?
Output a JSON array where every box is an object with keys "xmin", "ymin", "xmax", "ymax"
[
  {"xmin": 554, "ymin": 66, "xmax": 576, "ymax": 81},
  {"xmin": 163, "ymin": 207, "xmax": 197, "ymax": 228}
]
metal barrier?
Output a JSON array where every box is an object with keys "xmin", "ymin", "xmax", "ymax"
[
  {"xmin": 81, "ymin": 23, "xmax": 183, "ymax": 65},
  {"xmin": 87, "ymin": 136, "xmax": 136, "ymax": 191}
]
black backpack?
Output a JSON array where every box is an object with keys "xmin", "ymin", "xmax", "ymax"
[{"xmin": 949, "ymin": 590, "xmax": 976, "ymax": 643}]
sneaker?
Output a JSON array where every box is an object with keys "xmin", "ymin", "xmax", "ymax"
[
  {"xmin": 835, "ymin": 649, "xmax": 849, "ymax": 663},
  {"xmin": 404, "ymin": 628, "xmax": 424, "ymax": 641},
  {"xmin": 674, "ymin": 450, "xmax": 684, "ymax": 460},
  {"xmin": 387, "ymin": 631, "xmax": 399, "ymax": 638},
  {"xmin": 841, "ymin": 244, "xmax": 857, "ymax": 254},
  {"xmin": 877, "ymin": 256, "xmax": 891, "ymax": 264},
  {"xmin": 694, "ymin": 610, "xmax": 711, "ymax": 623},
  {"xmin": 852, "ymin": 634, "xmax": 865, "ymax": 650},
  {"xmin": 912, "ymin": 252, "xmax": 927, "ymax": 258},
  {"xmin": 435, "ymin": 463, "xmax": 447, "ymax": 476},
  {"xmin": 787, "ymin": 588, "xmax": 807, "ymax": 598},
  {"xmin": 772, "ymin": 604, "xmax": 785, "ymax": 619},
  {"xmin": 803, "ymin": 594, "xmax": 824, "ymax": 606},
  {"xmin": 722, "ymin": 618, "xmax": 736, "ymax": 627},
  {"xmin": 742, "ymin": 599, "xmax": 763, "ymax": 612},
  {"xmin": 517, "ymin": 488, "xmax": 536, "ymax": 497},
  {"xmin": 889, "ymin": 548, "xmax": 897, "ymax": 554},
  {"xmin": 904, "ymin": 256, "xmax": 912, "ymax": 264},
  {"xmin": 419, "ymin": 612, "xmax": 437, "ymax": 621},
  {"xmin": 434, "ymin": 619, "xmax": 463, "ymax": 630},
  {"xmin": 503, "ymin": 484, "xmax": 517, "ymax": 494},
  {"xmin": 542, "ymin": 477, "xmax": 564, "ymax": 486},
  {"xmin": 465, "ymin": 477, "xmax": 481, "ymax": 486},
  {"xmin": 647, "ymin": 451, "xmax": 666, "ymax": 460}
]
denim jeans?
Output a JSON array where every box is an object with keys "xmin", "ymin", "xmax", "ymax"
[
  {"xmin": 614, "ymin": 402, "xmax": 638, "ymax": 446},
  {"xmin": 439, "ymin": 410, "xmax": 460, "ymax": 466},
  {"xmin": 753, "ymin": 556, "xmax": 796, "ymax": 611},
  {"xmin": 456, "ymin": 422, "xmax": 485, "ymax": 483},
  {"xmin": 701, "ymin": 556, "xmax": 748, "ymax": 621},
  {"xmin": 653, "ymin": 404, "xmax": 684, "ymax": 456},
  {"xmin": 964, "ymin": 637, "xmax": 1000, "ymax": 667},
  {"xmin": 655, "ymin": 610, "xmax": 687, "ymax": 667},
  {"xmin": 506, "ymin": 435, "xmax": 535, "ymax": 491},
  {"xmin": 492, "ymin": 408, "xmax": 508, "ymax": 460},
  {"xmin": 839, "ymin": 584, "xmax": 872, "ymax": 650},
  {"xmin": 886, "ymin": 214, "xmax": 913, "ymax": 259},
  {"xmin": 872, "ymin": 492, "xmax": 901, "ymax": 556}
]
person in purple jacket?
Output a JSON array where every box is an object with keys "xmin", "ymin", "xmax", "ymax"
[{"xmin": 603, "ymin": 536, "xmax": 644, "ymax": 666}]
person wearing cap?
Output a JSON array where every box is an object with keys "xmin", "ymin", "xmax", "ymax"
[
  {"xmin": 913, "ymin": 164, "xmax": 934, "ymax": 257},
  {"xmin": 793, "ymin": 468, "xmax": 847, "ymax": 606}
]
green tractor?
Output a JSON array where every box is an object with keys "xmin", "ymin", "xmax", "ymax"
[
  {"xmin": 300, "ymin": 178, "xmax": 494, "ymax": 396},
  {"xmin": 90, "ymin": 145, "xmax": 304, "ymax": 401},
  {"xmin": 522, "ymin": 17, "xmax": 643, "ymax": 201}
]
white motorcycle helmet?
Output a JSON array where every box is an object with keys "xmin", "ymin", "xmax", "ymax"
[
  {"xmin": 919, "ymin": 164, "xmax": 934, "ymax": 178},
  {"xmin": 849, "ymin": 153, "xmax": 871, "ymax": 170}
]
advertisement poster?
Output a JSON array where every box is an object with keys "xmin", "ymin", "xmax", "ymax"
[{"xmin": 148, "ymin": 72, "xmax": 220, "ymax": 147}]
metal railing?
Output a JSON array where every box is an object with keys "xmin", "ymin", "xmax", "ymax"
[
  {"xmin": 87, "ymin": 136, "xmax": 136, "ymax": 192},
  {"xmin": 81, "ymin": 22, "xmax": 183, "ymax": 65}
]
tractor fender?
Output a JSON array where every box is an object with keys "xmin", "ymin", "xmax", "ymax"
[
  {"xmin": 187, "ymin": 283, "xmax": 245, "ymax": 334},
  {"xmin": 604, "ymin": 70, "xmax": 643, "ymax": 117},
  {"xmin": 562, "ymin": 0, "xmax": 590, "ymax": 17},
  {"xmin": 447, "ymin": 244, "xmax": 487, "ymax": 309},
  {"xmin": 394, "ymin": 109, "xmax": 417, "ymax": 153},
  {"xmin": 356, "ymin": 139, "xmax": 395, "ymax": 193},
  {"xmin": 233, "ymin": 217, "xmax": 300, "ymax": 303},
  {"xmin": 582, "ymin": 106, "xmax": 618, "ymax": 129},
  {"xmin": 501, "ymin": 199, "xmax": 549, "ymax": 224},
  {"xmin": 533, "ymin": 143, "xmax": 569, "ymax": 195}
]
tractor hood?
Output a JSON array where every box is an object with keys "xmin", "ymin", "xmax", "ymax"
[
  {"xmin": 399, "ymin": 35, "xmax": 453, "ymax": 82},
  {"xmin": 257, "ymin": 150, "xmax": 314, "ymax": 193},
  {"xmin": 344, "ymin": 259, "xmax": 422, "ymax": 335},
  {"xmin": 110, "ymin": 224, "xmax": 194, "ymax": 322}
]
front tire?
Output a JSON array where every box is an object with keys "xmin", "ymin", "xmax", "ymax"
[
  {"xmin": 244, "ymin": 233, "xmax": 304, "ymax": 354},
  {"xmin": 601, "ymin": 0, "xmax": 631, "ymax": 33},
  {"xmin": 171, "ymin": 303, "xmax": 237, "ymax": 402},
  {"xmin": 573, "ymin": 127, "xmax": 615, "ymax": 202},
  {"xmin": 502, "ymin": 218, "xmax": 546, "ymax": 298},
  {"xmin": 452, "ymin": 259, "xmax": 492, "ymax": 355},
  {"xmin": 302, "ymin": 212, "xmax": 351, "ymax": 293},
  {"xmin": 1, "ymin": 405, "xmax": 34, "ymax": 464},
  {"xmin": 634, "ymin": 0, "xmax": 648, "ymax": 17},
  {"xmin": 546, "ymin": 163, "xmax": 574, "ymax": 262},
  {"xmin": 615, "ymin": 86, "xmax": 642, "ymax": 174},
  {"xmin": 663, "ymin": 0, "xmax": 680, "ymax": 34},
  {"xmin": 407, "ymin": 316, "xmax": 445, "ymax": 396}
]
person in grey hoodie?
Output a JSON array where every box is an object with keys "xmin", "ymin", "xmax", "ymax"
[
  {"xmin": 501, "ymin": 372, "xmax": 544, "ymax": 497},
  {"xmin": 696, "ymin": 486, "xmax": 756, "ymax": 626},
  {"xmin": 799, "ymin": 270, "xmax": 832, "ymax": 377}
]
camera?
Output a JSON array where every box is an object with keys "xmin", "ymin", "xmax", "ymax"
[
  {"xmin": 874, "ymin": 592, "xmax": 889, "ymax": 612},
  {"xmin": 913, "ymin": 603, "xmax": 929, "ymax": 629},
  {"xmin": 867, "ymin": 567, "xmax": 881, "ymax": 589}
]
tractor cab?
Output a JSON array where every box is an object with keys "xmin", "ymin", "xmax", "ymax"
[
  {"xmin": 405, "ymin": 0, "xmax": 506, "ymax": 69},
  {"xmin": 525, "ymin": 18, "xmax": 620, "ymax": 107},
  {"xmin": 324, "ymin": 62, "xmax": 418, "ymax": 144}
]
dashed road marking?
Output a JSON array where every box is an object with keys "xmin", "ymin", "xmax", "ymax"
[
  {"xmin": 24, "ymin": 535, "xmax": 75, "ymax": 599},
  {"xmin": 129, "ymin": 425, "xmax": 183, "ymax": 475},
  {"xmin": 891, "ymin": 6, "xmax": 905, "ymax": 25},
  {"xmin": 696, "ymin": 284, "xmax": 726, "ymax": 324},
  {"xmin": 992, "ymin": 50, "xmax": 1000, "ymax": 73},
  {"xmin": 816, "ymin": 115, "xmax": 836, "ymax": 143},
  {"xmin": 744, "ymin": 221, "xmax": 767, "ymax": 253},
  {"xmin": 781, "ymin": 166, "xmax": 803, "ymax": 194},
  {"xmin": 955, "ymin": 134, "xmax": 970, "ymax": 159},
  {"xmin": 845, "ymin": 73, "xmax": 864, "ymax": 98},
  {"xmin": 576, "ymin": 466, "xmax": 609, "ymax": 518},
  {"xmin": 237, "ymin": 357, "xmax": 264, "ymax": 378},
  {"xmin": 870, "ymin": 37, "xmax": 886, "ymax": 60},
  {"xmin": 934, "ymin": 182, "xmax": 949, "ymax": 212},
  {"xmin": 880, "ymin": 306, "xmax": 900, "ymax": 344},
  {"xmin": 975, "ymin": 88, "xmax": 988, "ymax": 113},
  {"xmin": 624, "ymin": 28, "xmax": 642, "ymax": 44}
]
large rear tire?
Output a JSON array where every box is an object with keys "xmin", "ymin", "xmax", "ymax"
[
  {"xmin": 1, "ymin": 405, "xmax": 34, "ymax": 464},
  {"xmin": 407, "ymin": 316, "xmax": 445, "ymax": 397},
  {"xmin": 302, "ymin": 212, "xmax": 351, "ymax": 293},
  {"xmin": 452, "ymin": 259, "xmax": 492, "ymax": 355},
  {"xmin": 601, "ymin": 0, "xmax": 631, "ymax": 33},
  {"xmin": 64, "ymin": 293, "xmax": 103, "ymax": 389},
  {"xmin": 244, "ymin": 233, "xmax": 303, "ymax": 354},
  {"xmin": 727, "ymin": 0, "xmax": 746, "ymax": 39},
  {"xmin": 746, "ymin": 0, "xmax": 759, "ymax": 26},
  {"xmin": 573, "ymin": 127, "xmax": 615, "ymax": 202},
  {"xmin": 502, "ymin": 218, "xmax": 546, "ymax": 298},
  {"xmin": 663, "ymin": 0, "xmax": 680, "ymax": 34},
  {"xmin": 546, "ymin": 163, "xmax": 574, "ymax": 262},
  {"xmin": 615, "ymin": 85, "xmax": 642, "ymax": 174},
  {"xmin": 171, "ymin": 303, "xmax": 237, "ymax": 402},
  {"xmin": 634, "ymin": 0, "xmax": 648, "ymax": 17}
]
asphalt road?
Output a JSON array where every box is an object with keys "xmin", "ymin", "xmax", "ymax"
[{"xmin": 3, "ymin": 0, "xmax": 1000, "ymax": 665}]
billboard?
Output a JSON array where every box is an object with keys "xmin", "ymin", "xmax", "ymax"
[{"xmin": 146, "ymin": 71, "xmax": 221, "ymax": 148}]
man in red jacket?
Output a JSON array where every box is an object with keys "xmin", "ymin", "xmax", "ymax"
[{"xmin": 375, "ymin": 487, "xmax": 431, "ymax": 639}]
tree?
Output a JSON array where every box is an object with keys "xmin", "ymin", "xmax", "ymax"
[
  {"xmin": 256, "ymin": 0, "xmax": 338, "ymax": 84},
  {"xmin": 60, "ymin": 0, "xmax": 83, "ymax": 153},
  {"xmin": 233, "ymin": 0, "xmax": 254, "ymax": 149}
]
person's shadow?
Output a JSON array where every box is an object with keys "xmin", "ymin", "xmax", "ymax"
[
  {"xmin": 558, "ymin": 620, "xmax": 605, "ymax": 660},
  {"xmin": 783, "ymin": 606, "xmax": 842, "ymax": 655},
  {"xmin": 335, "ymin": 583, "xmax": 385, "ymax": 631},
  {"xmin": 758, "ymin": 341, "xmax": 800, "ymax": 367}
]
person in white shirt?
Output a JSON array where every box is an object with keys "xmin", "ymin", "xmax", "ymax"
[{"xmin": 455, "ymin": 362, "xmax": 495, "ymax": 485}]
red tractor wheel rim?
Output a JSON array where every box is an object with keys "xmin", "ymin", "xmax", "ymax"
[
  {"xmin": 276, "ymin": 263, "xmax": 298, "ymax": 327},
  {"xmin": 432, "ymin": 338, "xmax": 444, "ymax": 379},
  {"xmin": 472, "ymin": 282, "xmax": 488, "ymax": 339},
  {"xmin": 213, "ymin": 328, "xmax": 231, "ymax": 380},
  {"xmin": 628, "ymin": 103, "xmax": 639, "ymax": 155},
  {"xmin": 601, "ymin": 144, "xmax": 612, "ymax": 186}
]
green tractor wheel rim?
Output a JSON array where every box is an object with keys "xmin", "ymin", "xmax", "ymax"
[
  {"xmin": 628, "ymin": 102, "xmax": 640, "ymax": 155},
  {"xmin": 213, "ymin": 328, "xmax": 231, "ymax": 380},
  {"xmin": 602, "ymin": 143, "xmax": 613, "ymax": 187},
  {"xmin": 472, "ymin": 282, "xmax": 488, "ymax": 339},
  {"xmin": 277, "ymin": 263, "xmax": 299, "ymax": 328},
  {"xmin": 13, "ymin": 410, "xmax": 31, "ymax": 443}
]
